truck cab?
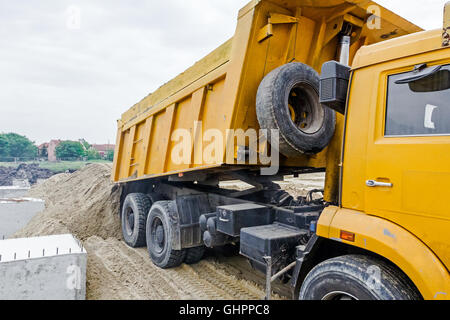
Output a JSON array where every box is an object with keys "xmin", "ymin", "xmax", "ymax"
[{"xmin": 311, "ymin": 28, "xmax": 450, "ymax": 300}]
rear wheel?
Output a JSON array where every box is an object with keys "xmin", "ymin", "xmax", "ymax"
[
  {"xmin": 299, "ymin": 255, "xmax": 421, "ymax": 300},
  {"xmin": 184, "ymin": 247, "xmax": 206, "ymax": 265},
  {"xmin": 146, "ymin": 201, "xmax": 186, "ymax": 269},
  {"xmin": 121, "ymin": 193, "xmax": 152, "ymax": 248}
]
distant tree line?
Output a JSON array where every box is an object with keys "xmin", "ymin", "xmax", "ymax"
[
  {"xmin": 0, "ymin": 133, "xmax": 37, "ymax": 161},
  {"xmin": 56, "ymin": 141, "xmax": 114, "ymax": 161},
  {"xmin": 0, "ymin": 133, "xmax": 114, "ymax": 162}
]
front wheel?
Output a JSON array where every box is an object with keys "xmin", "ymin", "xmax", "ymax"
[
  {"xmin": 146, "ymin": 201, "xmax": 186, "ymax": 269},
  {"xmin": 299, "ymin": 255, "xmax": 421, "ymax": 300}
]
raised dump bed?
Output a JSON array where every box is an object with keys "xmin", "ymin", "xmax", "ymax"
[{"xmin": 112, "ymin": 0, "xmax": 421, "ymax": 201}]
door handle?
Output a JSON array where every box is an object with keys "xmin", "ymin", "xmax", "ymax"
[{"xmin": 366, "ymin": 180, "xmax": 393, "ymax": 188}]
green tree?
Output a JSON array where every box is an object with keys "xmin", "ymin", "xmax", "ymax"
[
  {"xmin": 86, "ymin": 149, "xmax": 101, "ymax": 160},
  {"xmin": 106, "ymin": 149, "xmax": 114, "ymax": 162},
  {"xmin": 0, "ymin": 133, "xmax": 37, "ymax": 159},
  {"xmin": 56, "ymin": 141, "xmax": 86, "ymax": 160},
  {"xmin": 0, "ymin": 135, "xmax": 9, "ymax": 158}
]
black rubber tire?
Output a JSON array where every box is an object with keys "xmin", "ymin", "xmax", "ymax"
[
  {"xmin": 146, "ymin": 201, "xmax": 186, "ymax": 269},
  {"xmin": 121, "ymin": 193, "xmax": 152, "ymax": 248},
  {"xmin": 184, "ymin": 246, "xmax": 206, "ymax": 265},
  {"xmin": 299, "ymin": 255, "xmax": 421, "ymax": 301},
  {"xmin": 256, "ymin": 62, "xmax": 336, "ymax": 157}
]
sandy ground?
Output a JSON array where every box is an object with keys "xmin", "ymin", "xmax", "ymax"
[{"xmin": 14, "ymin": 164, "xmax": 324, "ymax": 300}]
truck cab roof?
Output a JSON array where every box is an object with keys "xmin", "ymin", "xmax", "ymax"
[{"xmin": 353, "ymin": 29, "xmax": 446, "ymax": 69}]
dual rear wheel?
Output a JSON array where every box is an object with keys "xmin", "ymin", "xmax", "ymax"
[{"xmin": 121, "ymin": 193, "xmax": 205, "ymax": 269}]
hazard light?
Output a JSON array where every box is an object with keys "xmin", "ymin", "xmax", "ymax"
[{"xmin": 340, "ymin": 230, "xmax": 356, "ymax": 242}]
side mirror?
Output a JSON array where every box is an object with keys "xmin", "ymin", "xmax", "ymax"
[{"xmin": 319, "ymin": 61, "xmax": 351, "ymax": 115}]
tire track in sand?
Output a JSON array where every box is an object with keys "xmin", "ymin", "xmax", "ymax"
[
  {"xmin": 87, "ymin": 238, "xmax": 175, "ymax": 300},
  {"xmin": 131, "ymin": 243, "xmax": 241, "ymax": 300}
]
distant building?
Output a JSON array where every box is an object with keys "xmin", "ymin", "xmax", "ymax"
[
  {"xmin": 47, "ymin": 140, "xmax": 62, "ymax": 162},
  {"xmin": 37, "ymin": 143, "xmax": 49, "ymax": 158},
  {"xmin": 38, "ymin": 140, "xmax": 62, "ymax": 162},
  {"xmin": 91, "ymin": 144, "xmax": 115, "ymax": 158},
  {"xmin": 38, "ymin": 140, "xmax": 114, "ymax": 161}
]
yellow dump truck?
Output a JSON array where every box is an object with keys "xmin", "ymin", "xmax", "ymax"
[{"xmin": 113, "ymin": 0, "xmax": 450, "ymax": 300}]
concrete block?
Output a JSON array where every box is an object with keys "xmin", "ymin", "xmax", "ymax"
[{"xmin": 0, "ymin": 234, "xmax": 87, "ymax": 300}]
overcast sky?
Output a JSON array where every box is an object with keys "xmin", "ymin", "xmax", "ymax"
[{"xmin": 0, "ymin": 0, "xmax": 448, "ymax": 145}]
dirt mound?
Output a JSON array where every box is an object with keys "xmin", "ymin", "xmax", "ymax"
[
  {"xmin": 0, "ymin": 163, "xmax": 56, "ymax": 186},
  {"xmin": 15, "ymin": 163, "xmax": 121, "ymax": 240}
]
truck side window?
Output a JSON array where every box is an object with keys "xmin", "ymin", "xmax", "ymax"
[{"xmin": 385, "ymin": 64, "xmax": 450, "ymax": 136}]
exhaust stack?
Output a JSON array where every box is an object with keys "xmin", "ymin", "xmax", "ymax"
[{"xmin": 338, "ymin": 36, "xmax": 351, "ymax": 66}]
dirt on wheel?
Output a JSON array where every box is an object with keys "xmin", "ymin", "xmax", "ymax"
[{"xmin": 14, "ymin": 163, "xmax": 322, "ymax": 300}]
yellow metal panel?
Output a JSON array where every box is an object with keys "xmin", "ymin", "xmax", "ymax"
[
  {"xmin": 160, "ymin": 104, "xmax": 176, "ymax": 173},
  {"xmin": 166, "ymin": 96, "xmax": 199, "ymax": 173},
  {"xmin": 130, "ymin": 123, "xmax": 144, "ymax": 175},
  {"xmin": 316, "ymin": 206, "xmax": 338, "ymax": 237},
  {"xmin": 189, "ymin": 87, "xmax": 207, "ymax": 168},
  {"xmin": 124, "ymin": 126, "xmax": 136, "ymax": 178},
  {"xmin": 294, "ymin": 16, "xmax": 317, "ymax": 63},
  {"xmin": 343, "ymin": 13, "xmax": 364, "ymax": 28},
  {"xmin": 138, "ymin": 117, "xmax": 153, "ymax": 177},
  {"xmin": 269, "ymin": 13, "xmax": 298, "ymax": 24},
  {"xmin": 257, "ymin": 24, "xmax": 273, "ymax": 42},
  {"xmin": 193, "ymin": 78, "xmax": 228, "ymax": 168},
  {"xmin": 341, "ymin": 67, "xmax": 373, "ymax": 212},
  {"xmin": 317, "ymin": 208, "xmax": 450, "ymax": 300},
  {"xmin": 146, "ymin": 111, "xmax": 168, "ymax": 176},
  {"xmin": 112, "ymin": 126, "xmax": 124, "ymax": 182}
]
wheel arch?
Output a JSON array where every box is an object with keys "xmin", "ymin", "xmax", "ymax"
[{"xmin": 308, "ymin": 206, "xmax": 450, "ymax": 300}]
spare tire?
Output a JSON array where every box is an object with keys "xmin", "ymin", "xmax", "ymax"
[{"xmin": 256, "ymin": 63, "xmax": 336, "ymax": 157}]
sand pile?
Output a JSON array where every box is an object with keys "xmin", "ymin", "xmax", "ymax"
[{"xmin": 15, "ymin": 163, "xmax": 121, "ymax": 241}]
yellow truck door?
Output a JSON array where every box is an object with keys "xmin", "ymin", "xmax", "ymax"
[{"xmin": 364, "ymin": 58, "xmax": 450, "ymax": 270}]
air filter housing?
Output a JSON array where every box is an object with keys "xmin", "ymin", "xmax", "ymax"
[{"xmin": 320, "ymin": 61, "xmax": 351, "ymax": 115}]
